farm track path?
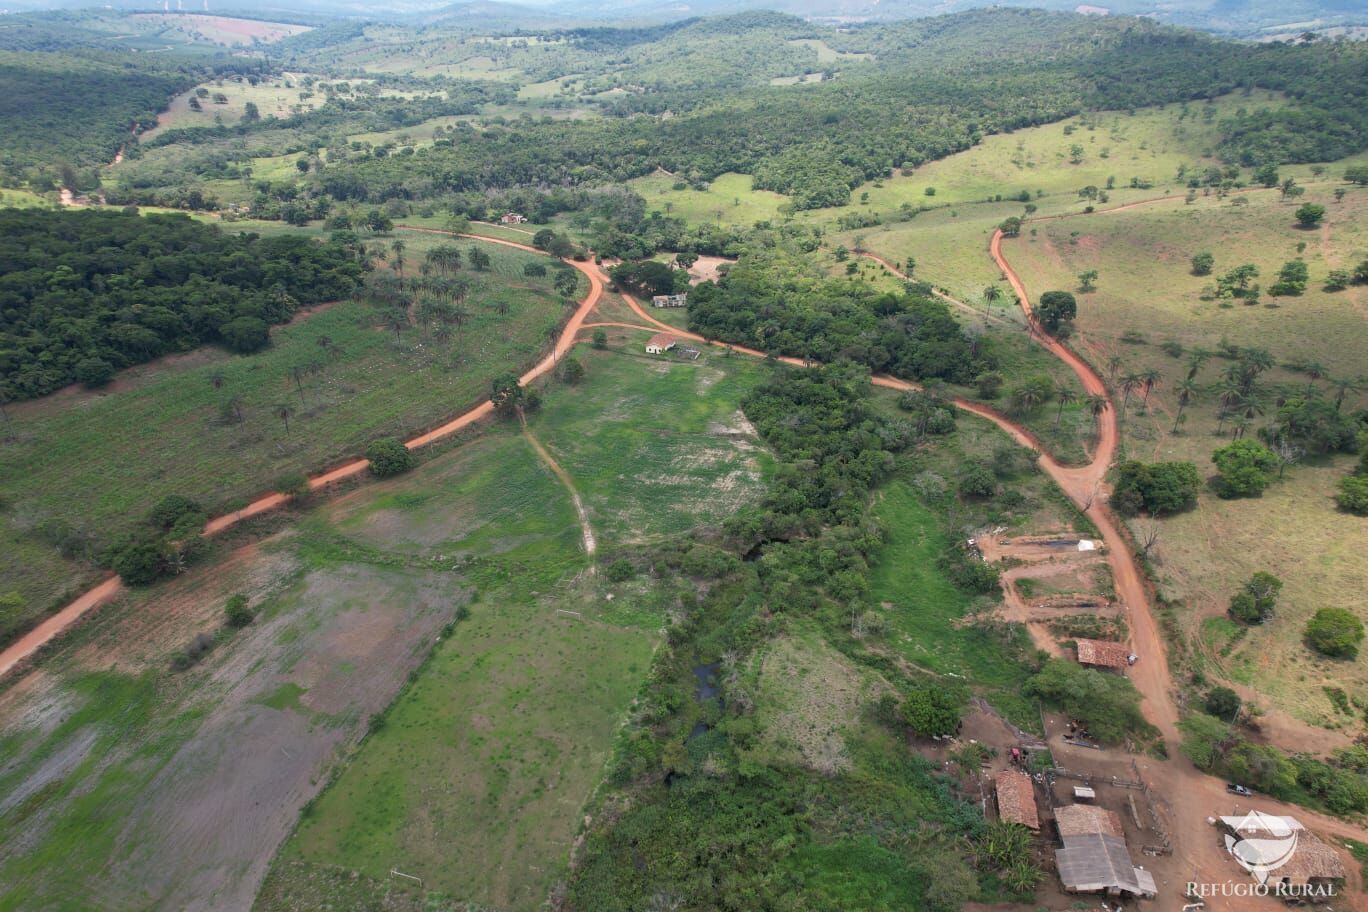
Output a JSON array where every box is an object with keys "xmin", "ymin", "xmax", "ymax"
[
  {"xmin": 519, "ymin": 412, "xmax": 596, "ymax": 557},
  {"xmin": 6, "ymin": 212, "xmax": 1367, "ymax": 908}
]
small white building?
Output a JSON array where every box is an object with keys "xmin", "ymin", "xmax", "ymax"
[
  {"xmin": 651, "ymin": 293, "xmax": 688, "ymax": 308},
  {"xmin": 499, "ymin": 212, "xmax": 528, "ymax": 225},
  {"xmin": 645, "ymin": 333, "xmax": 677, "ymax": 355}
]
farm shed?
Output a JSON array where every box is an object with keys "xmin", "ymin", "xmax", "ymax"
[
  {"xmin": 1076, "ymin": 638, "xmax": 1130, "ymax": 671},
  {"xmin": 651, "ymin": 293, "xmax": 688, "ymax": 308},
  {"xmin": 645, "ymin": 333, "xmax": 677, "ymax": 355},
  {"xmin": 994, "ymin": 769, "xmax": 1040, "ymax": 831},
  {"xmin": 1055, "ymin": 833, "xmax": 1157, "ymax": 898}
]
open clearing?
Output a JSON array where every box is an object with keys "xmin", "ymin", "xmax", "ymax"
[
  {"xmin": 254, "ymin": 344, "xmax": 769, "ymax": 910},
  {"xmin": 0, "ymin": 233, "xmax": 575, "ymax": 644},
  {"xmin": 629, "ymin": 171, "xmax": 789, "ymax": 227},
  {"xmin": 1000, "ymin": 179, "xmax": 1368, "ymax": 737},
  {"xmin": 128, "ymin": 14, "xmax": 311, "ymax": 46}
]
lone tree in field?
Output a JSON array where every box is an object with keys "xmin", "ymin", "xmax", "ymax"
[
  {"xmin": 1305, "ymin": 607, "xmax": 1365, "ymax": 659},
  {"xmin": 1035, "ymin": 290, "xmax": 1076, "ymax": 333},
  {"xmin": 490, "ymin": 373, "xmax": 524, "ymax": 417},
  {"xmin": 1077, "ymin": 269, "xmax": 1099, "ymax": 292},
  {"xmin": 1295, "ymin": 203, "xmax": 1326, "ymax": 228},
  {"xmin": 366, "ymin": 437, "xmax": 415, "ymax": 477},
  {"xmin": 1190, "ymin": 252, "xmax": 1215, "ymax": 276},
  {"xmin": 1229, "ymin": 572, "xmax": 1282, "ymax": 624},
  {"xmin": 274, "ymin": 403, "xmax": 294, "ymax": 435}
]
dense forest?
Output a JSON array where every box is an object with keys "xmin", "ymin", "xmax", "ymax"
[
  {"xmin": 0, "ymin": 209, "xmax": 364, "ymax": 399},
  {"xmin": 688, "ymin": 231, "xmax": 993, "ymax": 383},
  {"xmin": 0, "ymin": 50, "xmax": 229, "ymax": 188}
]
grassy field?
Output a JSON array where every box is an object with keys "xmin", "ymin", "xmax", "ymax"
[
  {"xmin": 256, "ymin": 345, "xmax": 770, "ymax": 910},
  {"xmin": 0, "ymin": 232, "xmax": 577, "ymax": 642},
  {"xmin": 999, "ymin": 177, "xmax": 1368, "ymax": 734},
  {"xmin": 527, "ymin": 345, "xmax": 772, "ymax": 547},
  {"xmin": 629, "ymin": 171, "xmax": 789, "ymax": 226}
]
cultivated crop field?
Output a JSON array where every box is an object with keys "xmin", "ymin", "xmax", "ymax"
[
  {"xmin": 0, "ymin": 232, "xmax": 577, "ymax": 640},
  {"xmin": 1000, "ymin": 178, "xmax": 1368, "ymax": 738}
]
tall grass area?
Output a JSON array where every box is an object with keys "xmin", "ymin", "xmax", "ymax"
[{"xmin": 0, "ymin": 237, "xmax": 573, "ymax": 640}]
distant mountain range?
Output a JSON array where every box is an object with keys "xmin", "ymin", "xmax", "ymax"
[{"xmin": 2, "ymin": 0, "xmax": 1365, "ymax": 37}]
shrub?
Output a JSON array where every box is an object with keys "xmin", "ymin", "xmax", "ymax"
[
  {"xmin": 1228, "ymin": 572, "xmax": 1282, "ymax": 625},
  {"xmin": 275, "ymin": 471, "xmax": 311, "ymax": 498},
  {"xmin": 939, "ymin": 544, "xmax": 999, "ymax": 594},
  {"xmin": 1111, "ymin": 460, "xmax": 1200, "ymax": 516},
  {"xmin": 974, "ymin": 371, "xmax": 1004, "ymax": 399},
  {"xmin": 901, "ymin": 684, "xmax": 966, "ymax": 737},
  {"xmin": 604, "ymin": 559, "xmax": 635, "ymax": 583},
  {"xmin": 225, "ymin": 594, "xmax": 254, "ymax": 627},
  {"xmin": 148, "ymin": 495, "xmax": 203, "ymax": 530},
  {"xmin": 1190, "ymin": 252, "xmax": 1215, "ymax": 276},
  {"xmin": 1211, "ymin": 439, "xmax": 1278, "ymax": 498},
  {"xmin": 110, "ymin": 539, "xmax": 165, "ymax": 585},
  {"xmin": 957, "ymin": 462, "xmax": 996, "ymax": 499},
  {"xmin": 1337, "ymin": 475, "xmax": 1368, "ymax": 515},
  {"xmin": 366, "ymin": 437, "xmax": 414, "ymax": 477},
  {"xmin": 1205, "ymin": 686, "xmax": 1242, "ymax": 719},
  {"xmin": 1305, "ymin": 607, "xmax": 1365, "ymax": 659}
]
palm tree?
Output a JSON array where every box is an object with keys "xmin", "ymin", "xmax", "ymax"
[
  {"xmin": 1332, "ymin": 376, "xmax": 1365, "ymax": 412},
  {"xmin": 1185, "ymin": 349, "xmax": 1211, "ymax": 380},
  {"xmin": 209, "ymin": 371, "xmax": 226, "ymax": 391},
  {"xmin": 1054, "ymin": 387, "xmax": 1078, "ymax": 428},
  {"xmin": 1173, "ymin": 378, "xmax": 1199, "ymax": 433},
  {"xmin": 1012, "ymin": 384, "xmax": 1047, "ymax": 415},
  {"xmin": 1140, "ymin": 369, "xmax": 1160, "ymax": 406},
  {"xmin": 384, "ymin": 308, "xmax": 408, "ymax": 342},
  {"xmin": 390, "ymin": 239, "xmax": 407, "ymax": 277},
  {"xmin": 1231, "ymin": 415, "xmax": 1252, "ymax": 440},
  {"xmin": 274, "ymin": 403, "xmax": 294, "ymax": 435},
  {"xmin": 1106, "ymin": 355, "xmax": 1124, "ymax": 383},
  {"xmin": 1086, "ymin": 394, "xmax": 1108, "ymax": 423},
  {"xmin": 1118, "ymin": 374, "xmax": 1142, "ymax": 422},
  {"xmin": 1215, "ymin": 380, "xmax": 1242, "ymax": 435}
]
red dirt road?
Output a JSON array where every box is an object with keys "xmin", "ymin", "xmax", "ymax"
[{"xmin": 0, "ymin": 231, "xmax": 603, "ymax": 680}]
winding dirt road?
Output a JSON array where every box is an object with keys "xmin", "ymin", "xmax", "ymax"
[
  {"xmin": 0, "ymin": 231, "xmax": 603, "ymax": 680},
  {"xmin": 7, "ymin": 217, "xmax": 1366, "ymax": 907}
]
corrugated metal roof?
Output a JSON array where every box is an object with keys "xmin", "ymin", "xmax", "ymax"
[{"xmin": 1055, "ymin": 833, "xmax": 1154, "ymax": 897}]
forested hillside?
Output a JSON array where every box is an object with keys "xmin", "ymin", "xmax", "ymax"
[{"xmin": 0, "ymin": 209, "xmax": 363, "ymax": 399}]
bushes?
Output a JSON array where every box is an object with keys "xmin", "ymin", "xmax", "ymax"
[
  {"xmin": 1305, "ymin": 607, "xmax": 1365, "ymax": 659},
  {"xmin": 1338, "ymin": 475, "xmax": 1368, "ymax": 515},
  {"xmin": 1024, "ymin": 658, "xmax": 1156, "ymax": 745},
  {"xmin": 366, "ymin": 437, "xmax": 414, "ymax": 478},
  {"xmin": 224, "ymin": 594, "xmax": 254, "ymax": 628},
  {"xmin": 109, "ymin": 494, "xmax": 206, "ymax": 585},
  {"xmin": 1210, "ymin": 439, "xmax": 1278, "ymax": 498},
  {"xmin": 939, "ymin": 543, "xmax": 1000, "ymax": 594},
  {"xmin": 1111, "ymin": 460, "xmax": 1200, "ymax": 516},
  {"xmin": 900, "ymin": 684, "xmax": 967, "ymax": 738},
  {"xmin": 1227, "ymin": 572, "xmax": 1282, "ymax": 625}
]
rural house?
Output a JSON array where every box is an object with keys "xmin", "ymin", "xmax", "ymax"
[
  {"xmin": 1218, "ymin": 813, "xmax": 1345, "ymax": 896},
  {"xmin": 994, "ymin": 769, "xmax": 1040, "ymax": 831},
  {"xmin": 500, "ymin": 212, "xmax": 528, "ymax": 224},
  {"xmin": 1054, "ymin": 832, "xmax": 1157, "ymax": 899},
  {"xmin": 651, "ymin": 293, "xmax": 688, "ymax": 308},
  {"xmin": 645, "ymin": 333, "xmax": 677, "ymax": 355},
  {"xmin": 1075, "ymin": 638, "xmax": 1130, "ymax": 672}
]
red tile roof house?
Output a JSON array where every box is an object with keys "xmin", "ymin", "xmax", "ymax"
[
  {"xmin": 645, "ymin": 333, "xmax": 677, "ymax": 355},
  {"xmin": 995, "ymin": 769, "xmax": 1040, "ymax": 831}
]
